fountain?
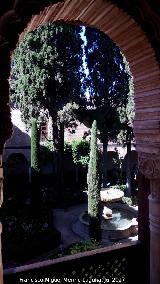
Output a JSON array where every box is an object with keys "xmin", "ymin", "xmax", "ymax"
[
  {"xmin": 100, "ymin": 187, "xmax": 124, "ymax": 220},
  {"xmin": 73, "ymin": 187, "xmax": 138, "ymax": 242}
]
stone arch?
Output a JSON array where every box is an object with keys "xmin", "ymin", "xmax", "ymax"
[
  {"xmin": 16, "ymin": 0, "xmax": 160, "ymax": 158},
  {"xmin": 4, "ymin": 153, "xmax": 29, "ymax": 201},
  {"xmin": 0, "ymin": 0, "xmax": 159, "ymax": 157},
  {"xmin": 5, "ymin": 152, "xmax": 29, "ymax": 171},
  {"xmin": 4, "ymin": 153, "xmax": 29, "ymax": 180},
  {"xmin": 4, "ymin": 151, "xmax": 30, "ymax": 167}
]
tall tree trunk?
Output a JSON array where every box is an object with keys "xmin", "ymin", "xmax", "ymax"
[
  {"xmin": 102, "ymin": 136, "xmax": 108, "ymax": 188},
  {"xmin": 57, "ymin": 121, "xmax": 65, "ymax": 206},
  {"xmin": 75, "ymin": 164, "xmax": 79, "ymax": 184},
  {"xmin": 52, "ymin": 116, "xmax": 65, "ymax": 207},
  {"xmin": 52, "ymin": 115, "xmax": 59, "ymax": 175},
  {"xmin": 126, "ymin": 139, "xmax": 132, "ymax": 196}
]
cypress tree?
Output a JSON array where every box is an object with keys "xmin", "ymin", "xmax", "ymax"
[
  {"xmin": 31, "ymin": 118, "xmax": 39, "ymax": 172},
  {"xmin": 87, "ymin": 120, "xmax": 101, "ymax": 242},
  {"xmin": 31, "ymin": 117, "xmax": 41, "ymax": 215}
]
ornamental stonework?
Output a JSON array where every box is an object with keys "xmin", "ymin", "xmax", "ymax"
[
  {"xmin": 150, "ymin": 179, "xmax": 160, "ymax": 200},
  {"xmin": 138, "ymin": 152, "xmax": 160, "ymax": 179}
]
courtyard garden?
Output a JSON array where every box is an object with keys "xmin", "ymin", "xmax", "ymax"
[{"xmin": 1, "ymin": 22, "xmax": 138, "ymax": 267}]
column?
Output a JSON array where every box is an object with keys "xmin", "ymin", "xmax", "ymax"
[
  {"xmin": 137, "ymin": 171, "xmax": 150, "ymax": 282},
  {"xmin": 139, "ymin": 153, "xmax": 160, "ymax": 284},
  {"xmin": 0, "ymin": 155, "xmax": 3, "ymax": 284},
  {"xmin": 149, "ymin": 178, "xmax": 160, "ymax": 284}
]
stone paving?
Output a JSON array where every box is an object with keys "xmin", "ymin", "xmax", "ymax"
[{"xmin": 53, "ymin": 203, "xmax": 88, "ymax": 247}]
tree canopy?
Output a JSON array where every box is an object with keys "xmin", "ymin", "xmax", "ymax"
[
  {"xmin": 10, "ymin": 22, "xmax": 86, "ymax": 202},
  {"xmin": 10, "ymin": 23, "xmax": 135, "ymax": 192},
  {"xmin": 84, "ymin": 27, "xmax": 132, "ymax": 137},
  {"xmin": 10, "ymin": 22, "xmax": 84, "ymax": 130},
  {"xmin": 83, "ymin": 27, "xmax": 134, "ymax": 187}
]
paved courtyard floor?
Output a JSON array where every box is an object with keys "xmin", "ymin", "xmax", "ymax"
[{"xmin": 53, "ymin": 203, "xmax": 87, "ymax": 247}]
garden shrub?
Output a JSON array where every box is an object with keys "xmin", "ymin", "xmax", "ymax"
[
  {"xmin": 122, "ymin": 196, "xmax": 132, "ymax": 206},
  {"xmin": 67, "ymin": 239, "xmax": 101, "ymax": 255},
  {"xmin": 110, "ymin": 184, "xmax": 126, "ymax": 192},
  {"xmin": 64, "ymin": 141, "xmax": 72, "ymax": 155},
  {"xmin": 65, "ymin": 139, "xmax": 90, "ymax": 168},
  {"xmin": 2, "ymin": 210, "xmax": 61, "ymax": 262},
  {"xmin": 122, "ymin": 196, "xmax": 138, "ymax": 206}
]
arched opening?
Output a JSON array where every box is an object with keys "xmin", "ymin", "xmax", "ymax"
[
  {"xmin": 0, "ymin": 1, "xmax": 160, "ymax": 284},
  {"xmin": 7, "ymin": 19, "xmax": 135, "ymax": 259},
  {"xmin": 3, "ymin": 153, "xmax": 29, "ymax": 203}
]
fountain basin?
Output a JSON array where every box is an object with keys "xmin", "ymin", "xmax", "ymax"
[
  {"xmin": 100, "ymin": 188, "xmax": 124, "ymax": 203},
  {"xmin": 79, "ymin": 203, "xmax": 138, "ymax": 241}
]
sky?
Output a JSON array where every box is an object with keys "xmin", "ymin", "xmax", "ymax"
[
  {"xmin": 80, "ymin": 26, "xmax": 90, "ymax": 100},
  {"xmin": 81, "ymin": 26, "xmax": 89, "ymax": 76}
]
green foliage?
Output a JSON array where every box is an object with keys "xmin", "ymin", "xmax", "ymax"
[
  {"xmin": 43, "ymin": 139, "xmax": 54, "ymax": 152},
  {"xmin": 31, "ymin": 117, "xmax": 41, "ymax": 215},
  {"xmin": 10, "ymin": 22, "xmax": 85, "ymax": 198},
  {"xmin": 71, "ymin": 139, "xmax": 90, "ymax": 167},
  {"xmin": 10, "ymin": 22, "xmax": 84, "ymax": 130},
  {"xmin": 43, "ymin": 138, "xmax": 90, "ymax": 167},
  {"xmin": 109, "ymin": 184, "xmax": 126, "ymax": 192},
  {"xmin": 3, "ymin": 213, "xmax": 52, "ymax": 240},
  {"xmin": 31, "ymin": 118, "xmax": 40, "ymax": 172},
  {"xmin": 87, "ymin": 120, "xmax": 101, "ymax": 241},
  {"xmin": 2, "ymin": 207, "xmax": 61, "ymax": 259},
  {"xmin": 82, "ymin": 27, "xmax": 134, "ymax": 188},
  {"xmin": 64, "ymin": 141, "xmax": 72, "ymax": 155},
  {"xmin": 117, "ymin": 55, "xmax": 135, "ymax": 145},
  {"xmin": 48, "ymin": 239, "xmax": 101, "ymax": 259},
  {"xmin": 122, "ymin": 197, "xmax": 133, "ymax": 206},
  {"xmin": 57, "ymin": 102, "xmax": 79, "ymax": 129},
  {"xmin": 68, "ymin": 239, "xmax": 101, "ymax": 255},
  {"xmin": 112, "ymin": 154, "xmax": 122, "ymax": 170},
  {"xmin": 122, "ymin": 196, "xmax": 138, "ymax": 206},
  {"xmin": 64, "ymin": 139, "xmax": 102, "ymax": 168},
  {"xmin": 64, "ymin": 139, "xmax": 90, "ymax": 167},
  {"xmin": 83, "ymin": 27, "xmax": 133, "ymax": 142},
  {"xmin": 88, "ymin": 121, "xmax": 100, "ymax": 217}
]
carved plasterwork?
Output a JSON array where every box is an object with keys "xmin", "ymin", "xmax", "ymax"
[
  {"xmin": 150, "ymin": 179, "xmax": 160, "ymax": 201},
  {"xmin": 138, "ymin": 152, "xmax": 160, "ymax": 180}
]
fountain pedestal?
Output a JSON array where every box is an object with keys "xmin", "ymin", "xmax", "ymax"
[
  {"xmin": 102, "ymin": 206, "xmax": 112, "ymax": 220},
  {"xmin": 100, "ymin": 187, "xmax": 124, "ymax": 221}
]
